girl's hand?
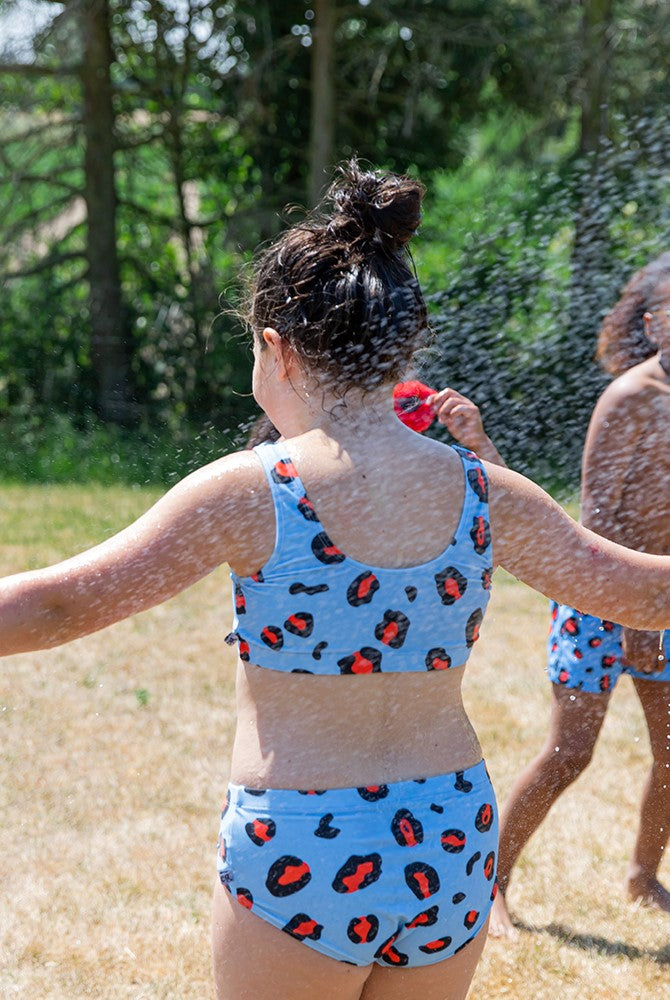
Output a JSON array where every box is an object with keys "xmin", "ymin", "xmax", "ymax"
[
  {"xmin": 429, "ymin": 388, "xmax": 487, "ymax": 448},
  {"xmin": 429, "ymin": 388, "xmax": 507, "ymax": 467}
]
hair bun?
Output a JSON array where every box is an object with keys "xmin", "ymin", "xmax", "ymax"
[{"xmin": 328, "ymin": 159, "xmax": 425, "ymax": 251}]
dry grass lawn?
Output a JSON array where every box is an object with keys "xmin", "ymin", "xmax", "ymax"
[{"xmin": 1, "ymin": 484, "xmax": 668, "ymax": 998}]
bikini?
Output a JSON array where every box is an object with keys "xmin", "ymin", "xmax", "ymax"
[
  {"xmin": 547, "ymin": 601, "xmax": 670, "ymax": 693},
  {"xmin": 218, "ymin": 441, "xmax": 497, "ymax": 967}
]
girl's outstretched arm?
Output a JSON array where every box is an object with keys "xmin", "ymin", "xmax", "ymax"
[
  {"xmin": 487, "ymin": 462, "xmax": 670, "ymax": 631},
  {"xmin": 0, "ymin": 451, "xmax": 264, "ymax": 656}
]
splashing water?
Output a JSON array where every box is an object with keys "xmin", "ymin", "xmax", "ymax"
[{"xmin": 418, "ymin": 110, "xmax": 670, "ymax": 495}]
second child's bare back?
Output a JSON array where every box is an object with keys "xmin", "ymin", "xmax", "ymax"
[{"xmin": 582, "ymin": 355, "xmax": 670, "ymax": 555}]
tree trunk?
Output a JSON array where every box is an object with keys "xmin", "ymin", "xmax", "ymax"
[
  {"xmin": 560, "ymin": 0, "xmax": 614, "ymax": 465},
  {"xmin": 80, "ymin": 0, "xmax": 136, "ymax": 422},
  {"xmin": 571, "ymin": 0, "xmax": 614, "ymax": 302},
  {"xmin": 308, "ymin": 0, "xmax": 336, "ymax": 206},
  {"xmin": 579, "ymin": 0, "xmax": 613, "ymax": 155}
]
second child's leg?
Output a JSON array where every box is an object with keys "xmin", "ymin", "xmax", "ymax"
[
  {"xmin": 490, "ymin": 684, "xmax": 609, "ymax": 937},
  {"xmin": 627, "ymin": 678, "xmax": 670, "ymax": 911}
]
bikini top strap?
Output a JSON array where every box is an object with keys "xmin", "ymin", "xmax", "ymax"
[
  {"xmin": 252, "ymin": 441, "xmax": 316, "ymax": 540},
  {"xmin": 452, "ymin": 445, "xmax": 489, "ymax": 509}
]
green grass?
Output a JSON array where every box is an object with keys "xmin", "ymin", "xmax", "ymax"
[{"xmin": 1, "ymin": 482, "xmax": 668, "ymax": 999}]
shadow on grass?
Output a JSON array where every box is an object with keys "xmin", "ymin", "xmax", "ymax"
[{"xmin": 514, "ymin": 920, "xmax": 670, "ymax": 965}]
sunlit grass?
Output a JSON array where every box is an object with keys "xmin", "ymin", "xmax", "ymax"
[{"xmin": 1, "ymin": 484, "xmax": 668, "ymax": 998}]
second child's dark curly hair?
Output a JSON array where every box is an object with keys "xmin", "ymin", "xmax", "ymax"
[
  {"xmin": 244, "ymin": 159, "xmax": 428, "ymax": 393},
  {"xmin": 596, "ymin": 252, "xmax": 670, "ymax": 376}
]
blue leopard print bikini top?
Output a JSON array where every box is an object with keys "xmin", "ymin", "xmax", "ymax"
[{"xmin": 227, "ymin": 440, "xmax": 493, "ymax": 675}]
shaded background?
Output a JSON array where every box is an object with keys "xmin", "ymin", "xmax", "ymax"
[{"xmin": 1, "ymin": 0, "xmax": 669, "ymax": 488}]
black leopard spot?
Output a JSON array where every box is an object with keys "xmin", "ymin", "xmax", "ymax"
[
  {"xmin": 346, "ymin": 571, "xmax": 380, "ymax": 606},
  {"xmin": 297, "ymin": 495, "xmax": 318, "ymax": 521},
  {"xmin": 282, "ymin": 913, "xmax": 323, "ymax": 940},
  {"xmin": 467, "ymin": 465, "xmax": 488, "ymax": 502},
  {"xmin": 357, "ymin": 785, "xmax": 389, "ymax": 802},
  {"xmin": 465, "ymin": 851, "xmax": 481, "ymax": 876},
  {"xmin": 434, "ymin": 566, "xmax": 468, "ymax": 606},
  {"xmin": 332, "ymin": 854, "xmax": 382, "ymax": 894},
  {"xmin": 426, "ymin": 647, "xmax": 452, "ymax": 671},
  {"xmin": 338, "ymin": 647, "xmax": 382, "ymax": 674},
  {"xmin": 465, "ymin": 608, "xmax": 483, "ymax": 648},
  {"xmin": 244, "ymin": 818, "xmax": 276, "ymax": 846},
  {"xmin": 374, "ymin": 610, "xmax": 410, "ymax": 649},
  {"xmin": 347, "ymin": 914, "xmax": 380, "ymax": 944},
  {"xmin": 284, "ymin": 612, "xmax": 314, "ymax": 638},
  {"xmin": 470, "ymin": 516, "xmax": 491, "ymax": 554},
  {"xmin": 311, "ymin": 531, "xmax": 346, "ymax": 565},
  {"xmin": 405, "ymin": 905, "xmax": 439, "ymax": 929},
  {"xmin": 391, "ymin": 808, "xmax": 424, "ymax": 847},
  {"xmin": 475, "ymin": 803, "xmax": 494, "ymax": 832},
  {"xmin": 265, "ymin": 856, "xmax": 311, "ymax": 897},
  {"xmin": 260, "ymin": 625, "xmax": 284, "ymax": 650},
  {"xmin": 441, "ymin": 829, "xmax": 467, "ymax": 853},
  {"xmin": 418, "ymin": 936, "xmax": 452, "ymax": 955},
  {"xmin": 404, "ymin": 862, "xmax": 440, "ymax": 900},
  {"xmin": 271, "ymin": 459, "xmax": 298, "ymax": 484},
  {"xmin": 314, "ymin": 813, "xmax": 341, "ymax": 839},
  {"xmin": 375, "ymin": 934, "xmax": 409, "ymax": 967}
]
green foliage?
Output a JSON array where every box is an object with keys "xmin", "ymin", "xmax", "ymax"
[
  {"xmin": 419, "ymin": 108, "xmax": 670, "ymax": 487},
  {"xmin": 0, "ymin": 409, "xmax": 254, "ymax": 486},
  {"xmin": 2, "ymin": 0, "xmax": 670, "ymax": 488}
]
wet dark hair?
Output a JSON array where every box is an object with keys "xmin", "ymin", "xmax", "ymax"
[
  {"xmin": 245, "ymin": 412, "xmax": 281, "ymax": 447},
  {"xmin": 596, "ymin": 251, "xmax": 670, "ymax": 376},
  {"xmin": 245, "ymin": 159, "xmax": 428, "ymax": 392}
]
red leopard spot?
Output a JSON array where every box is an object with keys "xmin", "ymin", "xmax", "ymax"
[
  {"xmin": 347, "ymin": 914, "xmax": 380, "ymax": 944},
  {"xmin": 434, "ymin": 567, "xmax": 467, "ymax": 606},
  {"xmin": 338, "ymin": 647, "xmax": 382, "ymax": 674},
  {"xmin": 282, "ymin": 913, "xmax": 323, "ymax": 940},
  {"xmin": 470, "ymin": 515, "xmax": 490, "ymax": 554},
  {"xmin": 405, "ymin": 905, "xmax": 439, "ymax": 929},
  {"xmin": 245, "ymin": 818, "xmax": 276, "ymax": 846},
  {"xmin": 284, "ymin": 612, "xmax": 314, "ymax": 638},
  {"xmin": 404, "ymin": 862, "xmax": 440, "ymax": 900},
  {"xmin": 391, "ymin": 809, "xmax": 424, "ymax": 847},
  {"xmin": 419, "ymin": 937, "xmax": 452, "ymax": 954},
  {"xmin": 271, "ymin": 460, "xmax": 298, "ymax": 484},
  {"xmin": 475, "ymin": 803, "xmax": 494, "ymax": 832},
  {"xmin": 426, "ymin": 647, "xmax": 452, "ymax": 671},
  {"xmin": 347, "ymin": 571, "xmax": 380, "ymax": 607},
  {"xmin": 332, "ymin": 854, "xmax": 382, "ymax": 894},
  {"xmin": 265, "ymin": 856, "xmax": 311, "ymax": 897},
  {"xmin": 440, "ymin": 828, "xmax": 466, "ymax": 853}
]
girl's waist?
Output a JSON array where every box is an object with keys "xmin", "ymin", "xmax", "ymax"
[{"xmin": 226, "ymin": 757, "xmax": 491, "ymax": 806}]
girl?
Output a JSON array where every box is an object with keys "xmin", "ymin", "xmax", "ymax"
[
  {"xmin": 491, "ymin": 253, "xmax": 670, "ymax": 936},
  {"xmin": 3, "ymin": 164, "xmax": 670, "ymax": 1000}
]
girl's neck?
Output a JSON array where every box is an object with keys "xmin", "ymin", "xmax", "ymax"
[{"xmin": 276, "ymin": 385, "xmax": 399, "ymax": 441}]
